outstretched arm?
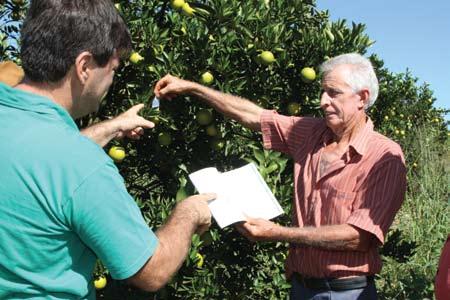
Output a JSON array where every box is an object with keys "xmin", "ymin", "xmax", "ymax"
[
  {"xmin": 154, "ymin": 74, "xmax": 264, "ymax": 131},
  {"xmin": 127, "ymin": 194, "xmax": 215, "ymax": 292},
  {"xmin": 81, "ymin": 104, "xmax": 154, "ymax": 147},
  {"xmin": 236, "ymin": 218, "xmax": 374, "ymax": 252}
]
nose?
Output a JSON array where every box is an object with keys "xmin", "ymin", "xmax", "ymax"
[{"xmin": 320, "ymin": 92, "xmax": 330, "ymax": 109}]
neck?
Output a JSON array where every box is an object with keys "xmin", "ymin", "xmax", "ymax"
[
  {"xmin": 15, "ymin": 77, "xmax": 76, "ymax": 117},
  {"xmin": 332, "ymin": 113, "xmax": 367, "ymax": 144}
]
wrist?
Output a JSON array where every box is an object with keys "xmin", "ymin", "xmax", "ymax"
[
  {"xmin": 276, "ymin": 225, "xmax": 298, "ymax": 243},
  {"xmin": 190, "ymin": 81, "xmax": 207, "ymax": 97},
  {"xmin": 105, "ymin": 117, "xmax": 124, "ymax": 137},
  {"xmin": 271, "ymin": 223, "xmax": 287, "ymax": 241},
  {"xmin": 174, "ymin": 200, "xmax": 200, "ymax": 225}
]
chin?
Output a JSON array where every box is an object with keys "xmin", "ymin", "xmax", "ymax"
[{"xmin": 325, "ymin": 118, "xmax": 343, "ymax": 131}]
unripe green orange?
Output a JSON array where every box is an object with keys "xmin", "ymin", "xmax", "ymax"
[
  {"xmin": 170, "ymin": 0, "xmax": 185, "ymax": 10},
  {"xmin": 287, "ymin": 102, "xmax": 301, "ymax": 115},
  {"xmin": 94, "ymin": 276, "xmax": 107, "ymax": 290},
  {"xmin": 108, "ymin": 146, "xmax": 126, "ymax": 163},
  {"xmin": 158, "ymin": 132, "xmax": 172, "ymax": 146},
  {"xmin": 200, "ymin": 71, "xmax": 214, "ymax": 85},
  {"xmin": 206, "ymin": 124, "xmax": 218, "ymax": 137},
  {"xmin": 259, "ymin": 51, "xmax": 275, "ymax": 65},
  {"xmin": 300, "ymin": 67, "xmax": 316, "ymax": 83},
  {"xmin": 196, "ymin": 109, "xmax": 213, "ymax": 125},
  {"xmin": 129, "ymin": 52, "xmax": 144, "ymax": 64}
]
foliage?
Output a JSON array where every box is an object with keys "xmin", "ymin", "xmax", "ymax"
[
  {"xmin": 0, "ymin": 0, "xmax": 24, "ymax": 60},
  {"xmin": 377, "ymin": 124, "xmax": 449, "ymax": 299},
  {"xmin": 1, "ymin": 0, "xmax": 448, "ymax": 299}
]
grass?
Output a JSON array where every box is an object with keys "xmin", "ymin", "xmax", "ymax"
[{"xmin": 377, "ymin": 124, "xmax": 449, "ymax": 299}]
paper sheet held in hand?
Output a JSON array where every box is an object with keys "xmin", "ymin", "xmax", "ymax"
[{"xmin": 189, "ymin": 163, "xmax": 284, "ymax": 228}]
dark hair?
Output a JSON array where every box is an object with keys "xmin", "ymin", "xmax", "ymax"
[{"xmin": 20, "ymin": 0, "xmax": 132, "ymax": 82}]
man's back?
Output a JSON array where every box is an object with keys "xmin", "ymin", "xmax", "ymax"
[{"xmin": 0, "ymin": 83, "xmax": 110, "ymax": 299}]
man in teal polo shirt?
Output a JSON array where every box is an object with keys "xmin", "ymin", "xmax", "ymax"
[{"xmin": 0, "ymin": 1, "xmax": 213, "ymax": 299}]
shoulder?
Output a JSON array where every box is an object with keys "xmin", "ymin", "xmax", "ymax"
[
  {"xmin": 48, "ymin": 123, "xmax": 111, "ymax": 165},
  {"xmin": 26, "ymin": 121, "xmax": 116, "ymax": 189},
  {"xmin": 262, "ymin": 109, "xmax": 324, "ymax": 126},
  {"xmin": 361, "ymin": 131, "xmax": 406, "ymax": 176},
  {"xmin": 367, "ymin": 131, "xmax": 404, "ymax": 159},
  {"xmin": 265, "ymin": 110, "xmax": 327, "ymax": 134}
]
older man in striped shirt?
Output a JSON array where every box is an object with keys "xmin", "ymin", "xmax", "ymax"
[{"xmin": 155, "ymin": 53, "xmax": 406, "ymax": 300}]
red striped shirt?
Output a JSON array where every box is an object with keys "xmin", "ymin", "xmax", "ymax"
[
  {"xmin": 435, "ymin": 235, "xmax": 450, "ymax": 300},
  {"xmin": 261, "ymin": 110, "xmax": 407, "ymax": 278}
]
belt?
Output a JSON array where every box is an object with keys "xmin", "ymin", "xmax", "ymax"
[{"xmin": 293, "ymin": 273, "xmax": 374, "ymax": 291}]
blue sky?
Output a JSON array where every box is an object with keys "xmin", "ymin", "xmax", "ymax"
[{"xmin": 316, "ymin": 0, "xmax": 450, "ymax": 120}]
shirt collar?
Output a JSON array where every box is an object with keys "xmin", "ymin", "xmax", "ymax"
[
  {"xmin": 348, "ymin": 117, "xmax": 374, "ymax": 156},
  {"xmin": 0, "ymin": 83, "xmax": 78, "ymax": 131},
  {"xmin": 322, "ymin": 117, "xmax": 374, "ymax": 157}
]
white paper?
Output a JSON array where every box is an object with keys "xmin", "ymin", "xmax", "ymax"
[
  {"xmin": 151, "ymin": 97, "xmax": 160, "ymax": 108},
  {"xmin": 189, "ymin": 163, "xmax": 284, "ymax": 228}
]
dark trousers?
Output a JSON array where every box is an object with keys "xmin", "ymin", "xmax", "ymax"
[{"xmin": 290, "ymin": 275, "xmax": 378, "ymax": 300}]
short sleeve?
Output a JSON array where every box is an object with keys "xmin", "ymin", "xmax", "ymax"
[
  {"xmin": 346, "ymin": 157, "xmax": 406, "ymax": 245},
  {"xmin": 63, "ymin": 162, "xmax": 158, "ymax": 280},
  {"xmin": 260, "ymin": 109, "xmax": 323, "ymax": 156}
]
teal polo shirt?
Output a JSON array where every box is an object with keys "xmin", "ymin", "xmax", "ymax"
[{"xmin": 0, "ymin": 83, "xmax": 158, "ymax": 299}]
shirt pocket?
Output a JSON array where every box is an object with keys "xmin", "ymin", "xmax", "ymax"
[{"xmin": 320, "ymin": 185, "xmax": 356, "ymax": 225}]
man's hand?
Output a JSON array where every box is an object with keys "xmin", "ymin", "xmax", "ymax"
[
  {"xmin": 112, "ymin": 103, "xmax": 155, "ymax": 140},
  {"xmin": 176, "ymin": 193, "xmax": 214, "ymax": 235},
  {"xmin": 127, "ymin": 193, "xmax": 215, "ymax": 292},
  {"xmin": 235, "ymin": 217, "xmax": 282, "ymax": 242},
  {"xmin": 154, "ymin": 73, "xmax": 263, "ymax": 131},
  {"xmin": 81, "ymin": 103, "xmax": 154, "ymax": 147},
  {"xmin": 236, "ymin": 220, "xmax": 375, "ymax": 251},
  {"xmin": 154, "ymin": 74, "xmax": 197, "ymax": 100}
]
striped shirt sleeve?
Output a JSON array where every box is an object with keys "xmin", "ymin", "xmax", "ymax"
[
  {"xmin": 346, "ymin": 156, "xmax": 407, "ymax": 245},
  {"xmin": 260, "ymin": 110, "xmax": 322, "ymax": 156}
]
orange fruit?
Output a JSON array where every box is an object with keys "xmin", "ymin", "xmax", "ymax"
[
  {"xmin": 158, "ymin": 132, "xmax": 172, "ymax": 146},
  {"xmin": 108, "ymin": 146, "xmax": 126, "ymax": 163},
  {"xmin": 300, "ymin": 67, "xmax": 316, "ymax": 83},
  {"xmin": 94, "ymin": 276, "xmax": 107, "ymax": 290},
  {"xmin": 259, "ymin": 51, "xmax": 275, "ymax": 65},
  {"xmin": 196, "ymin": 109, "xmax": 213, "ymax": 125}
]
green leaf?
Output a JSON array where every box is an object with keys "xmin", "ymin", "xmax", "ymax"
[{"xmin": 253, "ymin": 149, "xmax": 265, "ymax": 164}]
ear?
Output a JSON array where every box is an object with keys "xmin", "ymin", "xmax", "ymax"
[
  {"xmin": 74, "ymin": 51, "xmax": 94, "ymax": 85},
  {"xmin": 357, "ymin": 88, "xmax": 370, "ymax": 110}
]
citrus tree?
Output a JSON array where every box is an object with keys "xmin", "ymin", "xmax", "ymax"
[
  {"xmin": 1, "ymin": 0, "xmax": 448, "ymax": 299},
  {"xmin": 0, "ymin": 0, "xmax": 25, "ymax": 61}
]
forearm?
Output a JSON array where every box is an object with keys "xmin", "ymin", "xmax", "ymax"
[
  {"xmin": 80, "ymin": 119, "xmax": 120, "ymax": 147},
  {"xmin": 190, "ymin": 83, "xmax": 264, "ymax": 131},
  {"xmin": 154, "ymin": 208, "xmax": 198, "ymax": 279},
  {"xmin": 277, "ymin": 224, "xmax": 371, "ymax": 252},
  {"xmin": 131, "ymin": 205, "xmax": 198, "ymax": 291}
]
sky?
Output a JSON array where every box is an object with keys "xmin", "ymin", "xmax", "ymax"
[{"xmin": 316, "ymin": 0, "xmax": 450, "ymax": 121}]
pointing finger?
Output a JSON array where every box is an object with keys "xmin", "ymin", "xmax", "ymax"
[{"xmin": 138, "ymin": 119, "xmax": 155, "ymax": 129}]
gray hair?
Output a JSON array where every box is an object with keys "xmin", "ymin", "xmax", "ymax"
[{"xmin": 320, "ymin": 53, "xmax": 379, "ymax": 109}]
